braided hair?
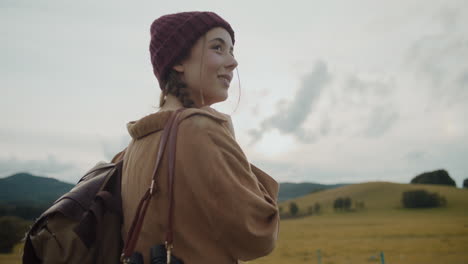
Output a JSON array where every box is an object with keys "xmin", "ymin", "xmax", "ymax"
[{"xmin": 159, "ymin": 69, "xmax": 196, "ymax": 108}]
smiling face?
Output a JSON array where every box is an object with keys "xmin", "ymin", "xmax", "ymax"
[{"xmin": 172, "ymin": 27, "xmax": 238, "ymax": 107}]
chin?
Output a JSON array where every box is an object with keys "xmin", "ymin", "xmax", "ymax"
[
  {"xmin": 208, "ymin": 95, "xmax": 228, "ymax": 105},
  {"xmin": 218, "ymin": 93, "xmax": 229, "ymax": 102}
]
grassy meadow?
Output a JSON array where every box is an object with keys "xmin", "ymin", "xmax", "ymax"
[
  {"xmin": 1, "ymin": 182, "xmax": 467, "ymax": 264},
  {"xmin": 249, "ymin": 182, "xmax": 468, "ymax": 264},
  {"xmin": 0, "ymin": 243, "xmax": 22, "ymax": 264}
]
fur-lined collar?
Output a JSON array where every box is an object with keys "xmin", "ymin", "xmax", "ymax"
[{"xmin": 127, "ymin": 108, "xmax": 227, "ymax": 140}]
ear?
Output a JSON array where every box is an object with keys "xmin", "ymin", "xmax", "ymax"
[{"xmin": 172, "ymin": 63, "xmax": 184, "ymax": 73}]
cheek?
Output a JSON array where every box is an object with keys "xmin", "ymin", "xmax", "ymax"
[
  {"xmin": 203, "ymin": 53, "xmax": 223, "ymax": 74},
  {"xmin": 185, "ymin": 53, "xmax": 224, "ymax": 91},
  {"xmin": 186, "ymin": 56, "xmax": 220, "ymax": 83}
]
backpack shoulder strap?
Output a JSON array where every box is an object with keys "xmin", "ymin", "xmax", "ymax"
[
  {"xmin": 121, "ymin": 108, "xmax": 185, "ymax": 261},
  {"xmin": 165, "ymin": 108, "xmax": 185, "ymax": 248}
]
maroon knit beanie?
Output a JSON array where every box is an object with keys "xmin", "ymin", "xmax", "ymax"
[
  {"xmin": 149, "ymin": 11, "xmax": 235, "ymax": 90},
  {"xmin": 149, "ymin": 11, "xmax": 234, "ymax": 89}
]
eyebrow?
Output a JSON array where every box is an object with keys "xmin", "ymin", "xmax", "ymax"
[{"xmin": 209, "ymin": 37, "xmax": 234, "ymax": 52}]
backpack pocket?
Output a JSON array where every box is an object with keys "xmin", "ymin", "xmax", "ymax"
[{"xmin": 30, "ymin": 213, "xmax": 93, "ymax": 264}]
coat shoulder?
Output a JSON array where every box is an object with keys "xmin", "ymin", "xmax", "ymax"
[{"xmin": 179, "ymin": 108, "xmax": 227, "ymax": 130}]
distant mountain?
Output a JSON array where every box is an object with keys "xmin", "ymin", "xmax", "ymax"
[
  {"xmin": 0, "ymin": 172, "xmax": 345, "ymax": 211},
  {"xmin": 278, "ymin": 182, "xmax": 348, "ymax": 202},
  {"xmin": 0, "ymin": 172, "xmax": 74, "ymax": 206}
]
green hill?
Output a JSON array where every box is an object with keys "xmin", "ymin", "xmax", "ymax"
[
  {"xmin": 0, "ymin": 172, "xmax": 73, "ymax": 206},
  {"xmin": 281, "ymin": 181, "xmax": 468, "ymax": 214},
  {"xmin": 260, "ymin": 182, "xmax": 468, "ymax": 264},
  {"xmin": 278, "ymin": 182, "xmax": 347, "ymax": 201}
]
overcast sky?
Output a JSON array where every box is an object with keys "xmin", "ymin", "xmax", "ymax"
[{"xmin": 2, "ymin": 0, "xmax": 467, "ymax": 186}]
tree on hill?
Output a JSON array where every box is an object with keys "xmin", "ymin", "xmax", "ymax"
[
  {"xmin": 410, "ymin": 169, "xmax": 456, "ymax": 187},
  {"xmin": 307, "ymin": 203, "xmax": 321, "ymax": 215},
  {"xmin": 307, "ymin": 205, "xmax": 314, "ymax": 215},
  {"xmin": 0, "ymin": 216, "xmax": 31, "ymax": 253},
  {"xmin": 463, "ymin": 178, "xmax": 468, "ymax": 189},
  {"xmin": 402, "ymin": 190, "xmax": 447, "ymax": 208},
  {"xmin": 307, "ymin": 202, "xmax": 322, "ymax": 215},
  {"xmin": 289, "ymin": 202, "xmax": 299, "ymax": 216},
  {"xmin": 334, "ymin": 197, "xmax": 352, "ymax": 211},
  {"xmin": 343, "ymin": 197, "xmax": 351, "ymax": 210},
  {"xmin": 0, "ymin": 203, "xmax": 48, "ymax": 220},
  {"xmin": 314, "ymin": 202, "xmax": 321, "ymax": 214},
  {"xmin": 333, "ymin": 197, "xmax": 343, "ymax": 211}
]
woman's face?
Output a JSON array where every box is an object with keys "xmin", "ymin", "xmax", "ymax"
[{"xmin": 172, "ymin": 27, "xmax": 238, "ymax": 106}]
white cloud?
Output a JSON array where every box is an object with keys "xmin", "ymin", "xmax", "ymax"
[
  {"xmin": 249, "ymin": 60, "xmax": 331, "ymax": 143},
  {"xmin": 0, "ymin": 155, "xmax": 79, "ymax": 183},
  {"xmin": 2, "ymin": 0, "xmax": 468, "ymax": 187}
]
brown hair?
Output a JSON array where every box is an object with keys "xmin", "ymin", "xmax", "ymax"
[{"xmin": 159, "ymin": 69, "xmax": 196, "ymax": 108}]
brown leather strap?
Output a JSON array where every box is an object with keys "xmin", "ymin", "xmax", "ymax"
[
  {"xmin": 122, "ymin": 190, "xmax": 151, "ymax": 259},
  {"xmin": 150, "ymin": 111, "xmax": 179, "ymax": 194},
  {"xmin": 121, "ymin": 109, "xmax": 184, "ymax": 261},
  {"xmin": 165, "ymin": 109, "xmax": 184, "ymax": 245}
]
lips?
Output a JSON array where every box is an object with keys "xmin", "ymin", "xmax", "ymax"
[{"xmin": 218, "ymin": 74, "xmax": 232, "ymax": 83}]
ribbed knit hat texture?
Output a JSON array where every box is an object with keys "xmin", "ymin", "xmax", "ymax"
[{"xmin": 149, "ymin": 11, "xmax": 235, "ymax": 90}]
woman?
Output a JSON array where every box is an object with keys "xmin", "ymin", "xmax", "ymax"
[{"xmin": 115, "ymin": 11, "xmax": 279, "ymax": 264}]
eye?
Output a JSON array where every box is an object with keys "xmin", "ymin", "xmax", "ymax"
[{"xmin": 213, "ymin": 45, "xmax": 223, "ymax": 52}]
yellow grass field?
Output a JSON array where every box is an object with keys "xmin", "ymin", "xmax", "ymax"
[
  {"xmin": 2, "ymin": 182, "xmax": 467, "ymax": 264},
  {"xmin": 0, "ymin": 243, "xmax": 22, "ymax": 264},
  {"xmin": 249, "ymin": 182, "xmax": 468, "ymax": 264},
  {"xmin": 248, "ymin": 210, "xmax": 468, "ymax": 264}
]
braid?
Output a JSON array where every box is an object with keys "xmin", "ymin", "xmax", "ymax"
[{"xmin": 160, "ymin": 70, "xmax": 195, "ymax": 108}]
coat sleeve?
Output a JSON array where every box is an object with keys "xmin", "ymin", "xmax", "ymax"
[{"xmin": 177, "ymin": 116, "xmax": 280, "ymax": 261}]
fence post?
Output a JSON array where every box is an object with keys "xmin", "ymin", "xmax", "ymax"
[
  {"xmin": 380, "ymin": 251, "xmax": 385, "ymax": 264},
  {"xmin": 317, "ymin": 249, "xmax": 322, "ymax": 264}
]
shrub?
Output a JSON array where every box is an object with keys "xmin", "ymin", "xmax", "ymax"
[
  {"xmin": 333, "ymin": 198, "xmax": 343, "ymax": 211},
  {"xmin": 314, "ymin": 202, "xmax": 321, "ymax": 214},
  {"xmin": 402, "ymin": 190, "xmax": 447, "ymax": 208},
  {"xmin": 343, "ymin": 197, "xmax": 351, "ymax": 210},
  {"xmin": 0, "ymin": 203, "xmax": 48, "ymax": 220},
  {"xmin": 307, "ymin": 206, "xmax": 314, "ymax": 215},
  {"xmin": 0, "ymin": 216, "xmax": 30, "ymax": 253},
  {"xmin": 334, "ymin": 197, "xmax": 352, "ymax": 211},
  {"xmin": 289, "ymin": 202, "xmax": 299, "ymax": 216}
]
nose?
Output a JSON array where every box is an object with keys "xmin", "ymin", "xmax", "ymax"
[{"xmin": 226, "ymin": 54, "xmax": 238, "ymax": 71}]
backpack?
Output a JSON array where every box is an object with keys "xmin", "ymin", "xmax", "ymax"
[
  {"xmin": 22, "ymin": 156, "xmax": 125, "ymax": 264},
  {"xmin": 22, "ymin": 109, "xmax": 185, "ymax": 264}
]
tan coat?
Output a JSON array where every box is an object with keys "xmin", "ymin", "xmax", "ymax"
[{"xmin": 117, "ymin": 108, "xmax": 279, "ymax": 264}]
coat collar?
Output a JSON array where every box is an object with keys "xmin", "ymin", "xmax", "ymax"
[{"xmin": 127, "ymin": 108, "xmax": 227, "ymax": 140}]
